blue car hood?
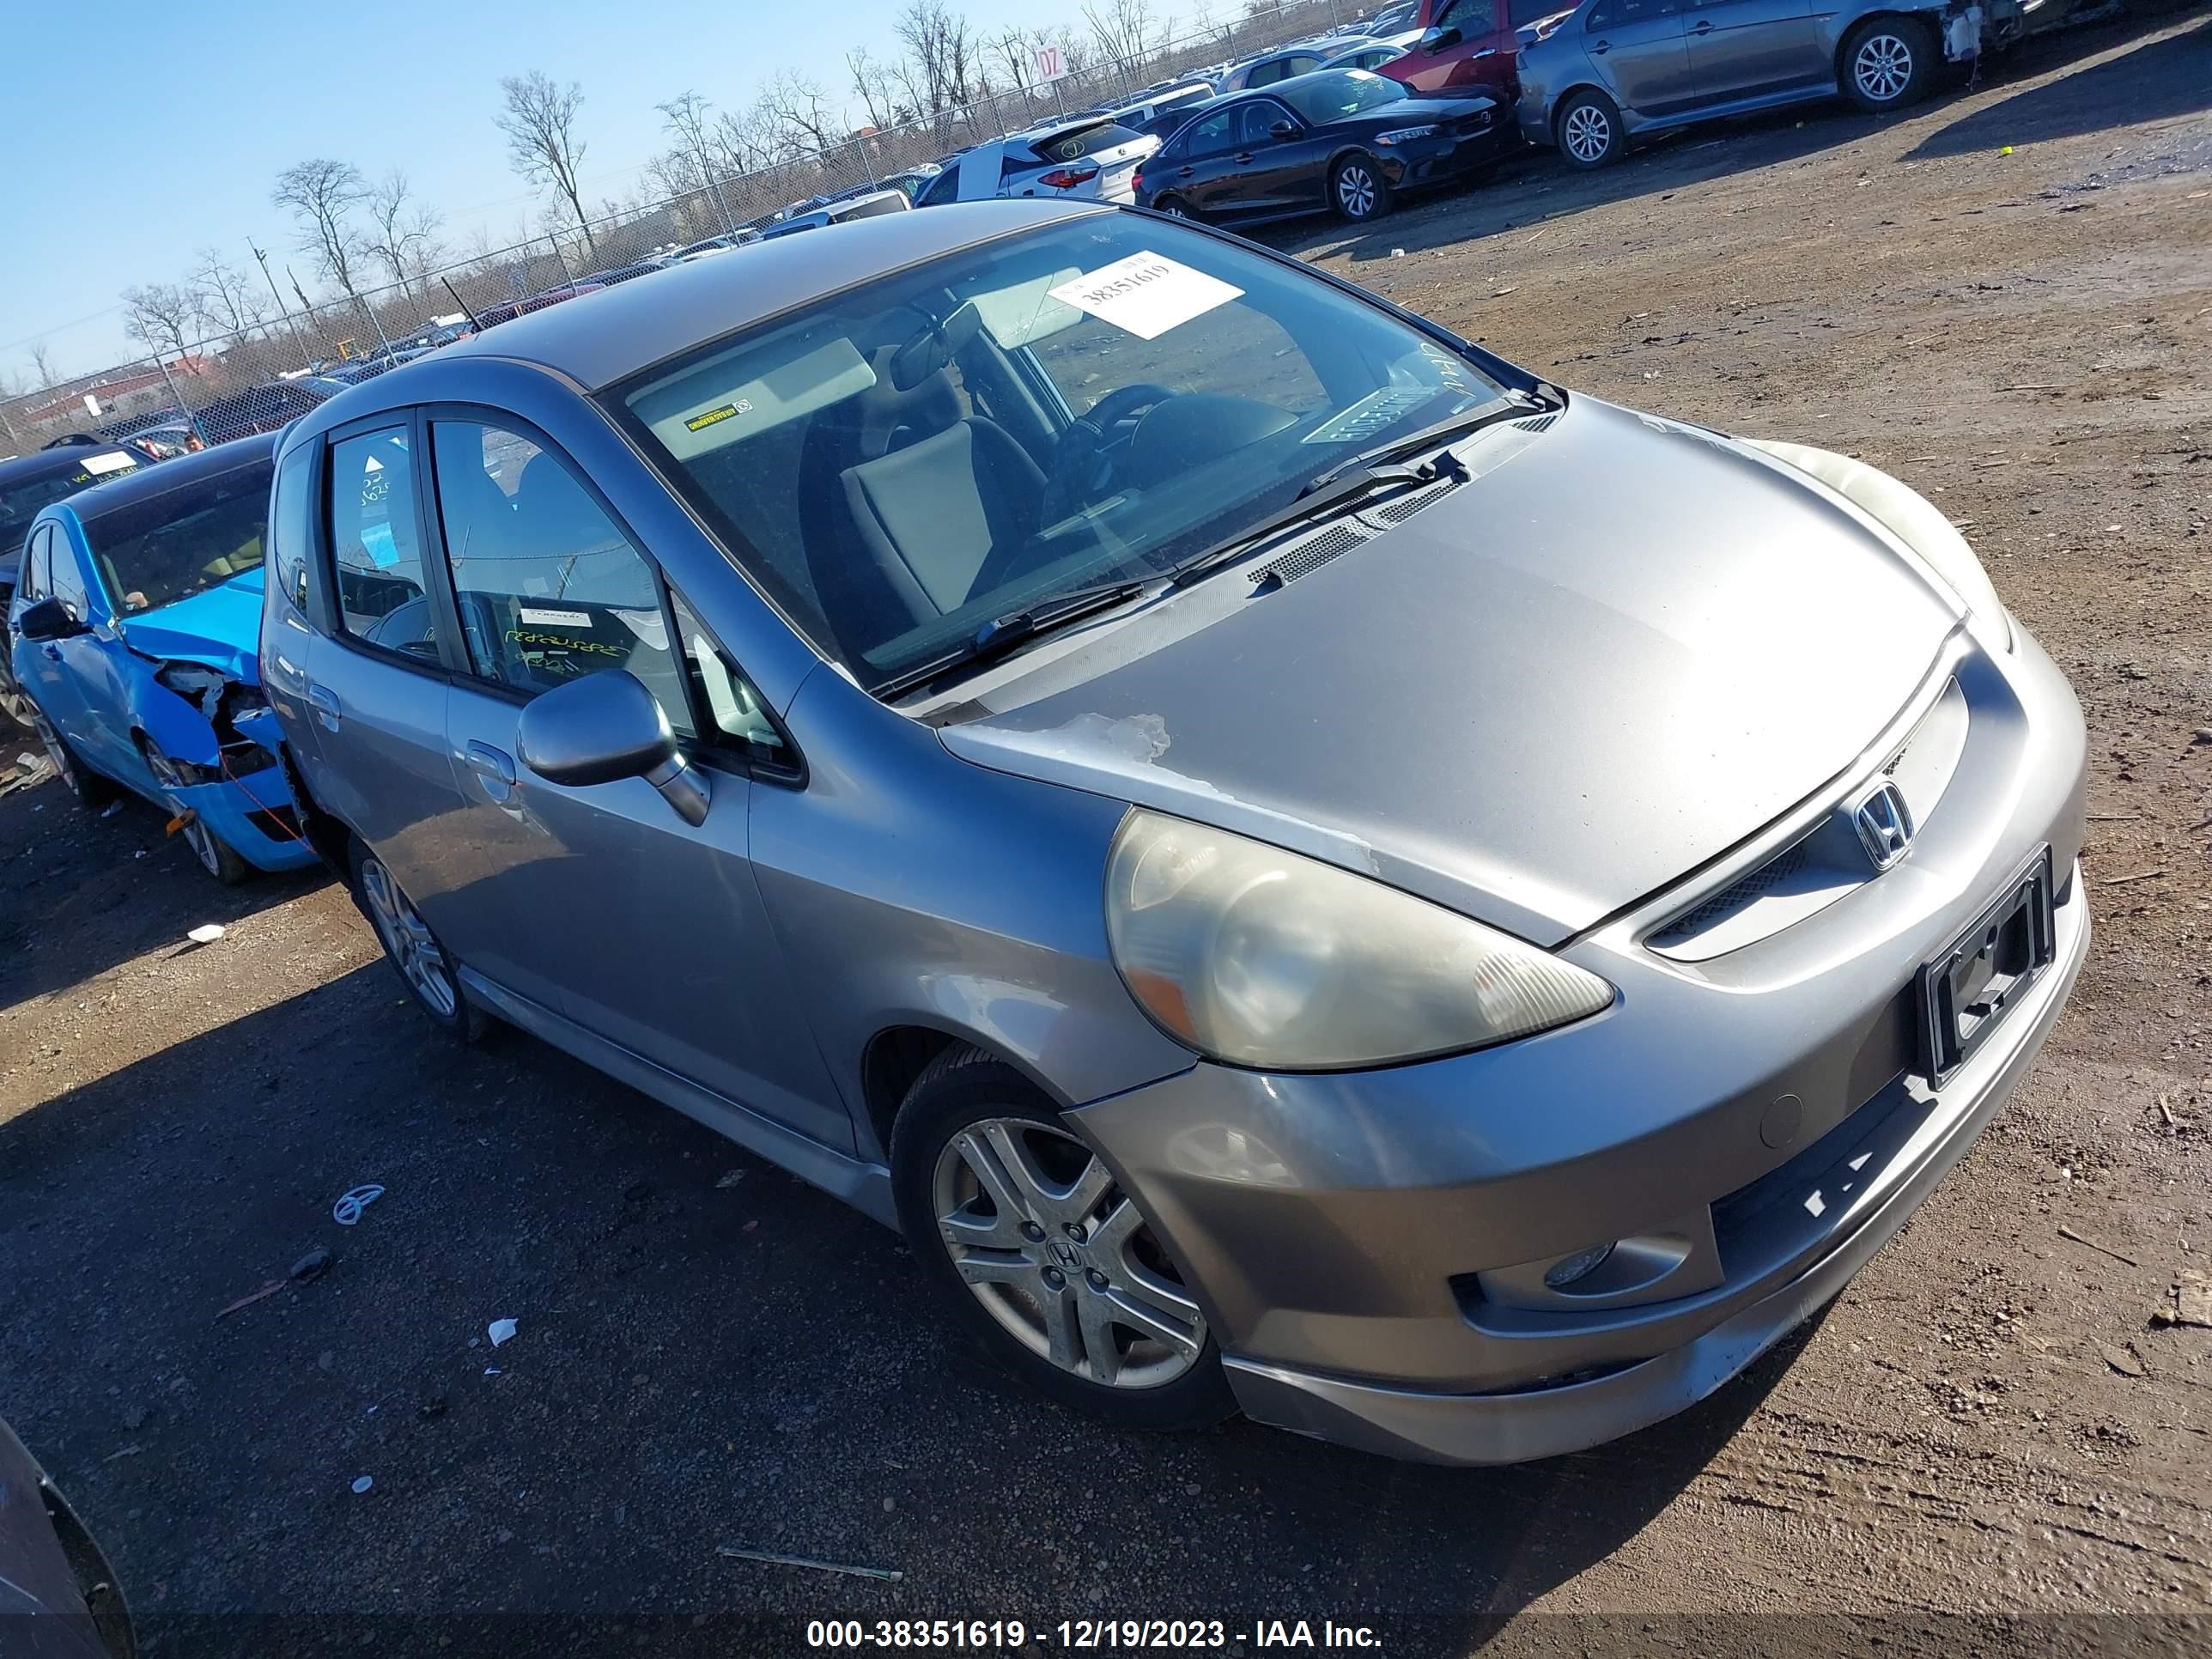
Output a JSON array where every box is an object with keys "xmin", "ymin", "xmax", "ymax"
[{"xmin": 120, "ymin": 568, "xmax": 265, "ymax": 684}]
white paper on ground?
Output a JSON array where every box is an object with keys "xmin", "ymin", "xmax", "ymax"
[{"xmin": 1048, "ymin": 252, "xmax": 1243, "ymax": 342}]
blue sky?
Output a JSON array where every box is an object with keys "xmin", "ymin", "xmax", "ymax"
[{"xmin": 1, "ymin": 0, "xmax": 1053, "ymax": 386}]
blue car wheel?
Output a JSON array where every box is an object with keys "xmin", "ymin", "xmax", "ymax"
[
  {"xmin": 24, "ymin": 700, "xmax": 115, "ymax": 810},
  {"xmin": 142, "ymin": 738, "xmax": 250, "ymax": 885}
]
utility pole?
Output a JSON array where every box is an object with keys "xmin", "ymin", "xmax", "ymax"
[{"xmin": 249, "ymin": 239, "xmax": 314, "ymax": 374}]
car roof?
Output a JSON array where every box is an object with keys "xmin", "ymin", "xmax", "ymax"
[
  {"xmin": 0, "ymin": 445, "xmax": 143, "ymax": 487},
  {"xmin": 428, "ymin": 199, "xmax": 1108, "ymax": 392},
  {"xmin": 66, "ymin": 432, "xmax": 278, "ymax": 527}
]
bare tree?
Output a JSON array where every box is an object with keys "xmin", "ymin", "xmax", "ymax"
[
  {"xmin": 188, "ymin": 248, "xmax": 267, "ymax": 337},
  {"xmin": 495, "ymin": 70, "xmax": 597, "ymax": 255},
  {"xmin": 757, "ymin": 70, "xmax": 841, "ymax": 161},
  {"xmin": 712, "ymin": 104, "xmax": 776, "ymax": 179},
  {"xmin": 272, "ymin": 158, "xmax": 372, "ymax": 300},
  {"xmin": 656, "ymin": 90, "xmax": 737, "ymax": 230},
  {"xmin": 895, "ymin": 0, "xmax": 979, "ymax": 119},
  {"xmin": 122, "ymin": 283, "xmax": 198, "ymax": 362},
  {"xmin": 27, "ymin": 343, "xmax": 58, "ymax": 391},
  {"xmin": 846, "ymin": 48, "xmax": 902, "ymax": 130},
  {"xmin": 364, "ymin": 171, "xmax": 444, "ymax": 293},
  {"xmin": 1081, "ymin": 0, "xmax": 1157, "ymax": 80}
]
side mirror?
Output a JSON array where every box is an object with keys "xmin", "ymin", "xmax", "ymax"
[
  {"xmin": 1268, "ymin": 118, "xmax": 1300, "ymax": 138},
  {"xmin": 1421, "ymin": 22, "xmax": 1464, "ymax": 51},
  {"xmin": 515, "ymin": 670, "xmax": 711, "ymax": 827},
  {"xmin": 15, "ymin": 596, "xmax": 86, "ymax": 642}
]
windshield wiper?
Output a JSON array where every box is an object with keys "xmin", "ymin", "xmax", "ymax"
[
  {"xmin": 1298, "ymin": 394, "xmax": 1538, "ymax": 497},
  {"xmin": 875, "ymin": 574, "xmax": 1167, "ymax": 698}
]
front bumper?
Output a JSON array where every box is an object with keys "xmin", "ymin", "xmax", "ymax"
[
  {"xmin": 1073, "ymin": 624, "xmax": 2087, "ymax": 1463},
  {"xmin": 170, "ymin": 760, "xmax": 319, "ymax": 873},
  {"xmin": 1389, "ymin": 123, "xmax": 1515, "ymax": 190}
]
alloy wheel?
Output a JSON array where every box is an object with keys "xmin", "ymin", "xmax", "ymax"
[
  {"xmin": 1563, "ymin": 104, "xmax": 1612, "ymax": 164},
  {"xmin": 359, "ymin": 856, "xmax": 460, "ymax": 1019},
  {"xmin": 1336, "ymin": 162, "xmax": 1379, "ymax": 218},
  {"xmin": 143, "ymin": 744, "xmax": 223, "ymax": 878},
  {"xmin": 1853, "ymin": 33, "xmax": 1914, "ymax": 102},
  {"xmin": 933, "ymin": 1117, "xmax": 1206, "ymax": 1389}
]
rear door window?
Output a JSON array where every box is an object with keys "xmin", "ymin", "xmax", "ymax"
[
  {"xmin": 328, "ymin": 426, "xmax": 438, "ymax": 657},
  {"xmin": 427, "ymin": 418, "xmax": 696, "ymax": 737},
  {"xmin": 1182, "ymin": 106, "xmax": 1238, "ymax": 156}
]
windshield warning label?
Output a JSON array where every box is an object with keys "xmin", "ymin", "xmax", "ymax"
[
  {"xmin": 1048, "ymin": 252, "xmax": 1243, "ymax": 341},
  {"xmin": 684, "ymin": 400, "xmax": 750, "ymax": 432}
]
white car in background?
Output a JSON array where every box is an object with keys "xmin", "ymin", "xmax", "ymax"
[{"xmin": 915, "ymin": 117, "xmax": 1158, "ymax": 207}]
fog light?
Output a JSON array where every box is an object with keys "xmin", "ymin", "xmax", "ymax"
[{"xmin": 1542, "ymin": 1243, "xmax": 1616, "ymax": 1290}]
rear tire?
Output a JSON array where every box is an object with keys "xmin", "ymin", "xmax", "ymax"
[
  {"xmin": 1555, "ymin": 89, "xmax": 1626, "ymax": 167},
  {"xmin": 1330, "ymin": 154, "xmax": 1393, "ymax": 222},
  {"xmin": 890, "ymin": 1044, "xmax": 1236, "ymax": 1433},
  {"xmin": 1152, "ymin": 194, "xmax": 1195, "ymax": 220},
  {"xmin": 1840, "ymin": 16, "xmax": 1936, "ymax": 112},
  {"xmin": 23, "ymin": 701, "xmax": 115, "ymax": 810},
  {"xmin": 349, "ymin": 841, "xmax": 486, "ymax": 1041}
]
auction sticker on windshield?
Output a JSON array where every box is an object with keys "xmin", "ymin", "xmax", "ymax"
[{"xmin": 1048, "ymin": 252, "xmax": 1242, "ymax": 341}]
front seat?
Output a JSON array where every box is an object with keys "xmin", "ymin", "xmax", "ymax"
[
  {"xmin": 826, "ymin": 419, "xmax": 1046, "ymax": 657},
  {"xmin": 797, "ymin": 353, "xmax": 1044, "ymax": 662}
]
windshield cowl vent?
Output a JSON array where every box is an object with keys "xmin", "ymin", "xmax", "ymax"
[{"xmin": 1249, "ymin": 522, "xmax": 1374, "ymax": 592}]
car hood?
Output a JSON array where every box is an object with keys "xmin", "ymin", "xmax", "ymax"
[
  {"xmin": 119, "ymin": 568, "xmax": 265, "ymax": 684},
  {"xmin": 939, "ymin": 399, "xmax": 1960, "ymax": 945},
  {"xmin": 1357, "ymin": 93, "xmax": 1499, "ymax": 122}
]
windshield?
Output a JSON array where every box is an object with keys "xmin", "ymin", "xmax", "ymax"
[
  {"xmin": 1282, "ymin": 69, "xmax": 1410, "ymax": 123},
  {"xmin": 83, "ymin": 457, "xmax": 273, "ymax": 615},
  {"xmin": 610, "ymin": 214, "xmax": 1510, "ymax": 694},
  {"xmin": 0, "ymin": 456, "xmax": 139, "ymax": 548}
]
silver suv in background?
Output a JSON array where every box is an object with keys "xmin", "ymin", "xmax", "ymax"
[
  {"xmin": 1516, "ymin": 0, "xmax": 1981, "ymax": 166},
  {"xmin": 915, "ymin": 118, "xmax": 1158, "ymax": 205}
]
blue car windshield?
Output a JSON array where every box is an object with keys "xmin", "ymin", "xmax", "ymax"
[
  {"xmin": 610, "ymin": 214, "xmax": 1511, "ymax": 693},
  {"xmin": 84, "ymin": 458, "xmax": 273, "ymax": 615}
]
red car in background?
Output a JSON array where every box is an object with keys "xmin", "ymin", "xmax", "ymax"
[{"xmin": 1378, "ymin": 0, "xmax": 1554, "ymax": 101}]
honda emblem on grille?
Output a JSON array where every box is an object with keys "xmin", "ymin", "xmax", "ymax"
[{"xmin": 1853, "ymin": 781, "xmax": 1916, "ymax": 870}]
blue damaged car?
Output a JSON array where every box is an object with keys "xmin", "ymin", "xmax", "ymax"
[{"xmin": 6, "ymin": 434, "xmax": 316, "ymax": 883}]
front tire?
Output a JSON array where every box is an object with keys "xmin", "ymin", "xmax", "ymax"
[
  {"xmin": 349, "ymin": 842, "xmax": 485, "ymax": 1041},
  {"xmin": 1555, "ymin": 89, "xmax": 1626, "ymax": 167},
  {"xmin": 141, "ymin": 737, "xmax": 250, "ymax": 884},
  {"xmin": 1841, "ymin": 16, "xmax": 1936, "ymax": 112},
  {"xmin": 890, "ymin": 1046, "xmax": 1235, "ymax": 1432},
  {"xmin": 1330, "ymin": 154, "xmax": 1392, "ymax": 222}
]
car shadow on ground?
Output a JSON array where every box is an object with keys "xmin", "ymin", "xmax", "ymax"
[
  {"xmin": 1, "ymin": 960, "xmax": 1821, "ymax": 1650},
  {"xmin": 1905, "ymin": 11, "xmax": 2212, "ymax": 159},
  {"xmin": 0, "ymin": 767, "xmax": 327, "ymax": 1009}
]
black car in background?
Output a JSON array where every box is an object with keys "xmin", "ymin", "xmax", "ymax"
[
  {"xmin": 1134, "ymin": 67, "xmax": 1509, "ymax": 224},
  {"xmin": 0, "ymin": 1416, "xmax": 134, "ymax": 1656},
  {"xmin": 0, "ymin": 444, "xmax": 143, "ymax": 617}
]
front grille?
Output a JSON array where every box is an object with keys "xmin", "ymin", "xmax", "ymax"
[{"xmin": 1650, "ymin": 843, "xmax": 1810, "ymax": 949}]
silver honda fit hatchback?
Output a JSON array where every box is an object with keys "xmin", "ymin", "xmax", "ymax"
[{"xmin": 263, "ymin": 200, "xmax": 2086, "ymax": 1464}]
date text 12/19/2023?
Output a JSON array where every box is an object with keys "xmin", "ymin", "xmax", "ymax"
[{"xmin": 805, "ymin": 1619, "xmax": 1385, "ymax": 1649}]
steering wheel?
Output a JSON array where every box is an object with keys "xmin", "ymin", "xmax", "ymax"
[{"xmin": 1042, "ymin": 383, "xmax": 1179, "ymax": 524}]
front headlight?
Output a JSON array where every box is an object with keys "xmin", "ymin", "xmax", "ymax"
[
  {"xmin": 1105, "ymin": 811, "xmax": 1613, "ymax": 1071},
  {"xmin": 1741, "ymin": 439, "xmax": 2013, "ymax": 651},
  {"xmin": 1375, "ymin": 125, "xmax": 1441, "ymax": 145}
]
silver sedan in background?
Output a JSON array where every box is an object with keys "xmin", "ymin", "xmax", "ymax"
[
  {"xmin": 263, "ymin": 201, "xmax": 2085, "ymax": 1463},
  {"xmin": 1516, "ymin": 0, "xmax": 1983, "ymax": 166}
]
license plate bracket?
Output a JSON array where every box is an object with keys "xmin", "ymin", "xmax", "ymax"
[{"xmin": 1917, "ymin": 848, "xmax": 2055, "ymax": 1087}]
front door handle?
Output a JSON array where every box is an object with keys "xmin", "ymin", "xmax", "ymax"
[
  {"xmin": 1176, "ymin": 165, "xmax": 1194, "ymax": 176},
  {"xmin": 465, "ymin": 740, "xmax": 516, "ymax": 801},
  {"xmin": 306, "ymin": 684, "xmax": 341, "ymax": 732},
  {"xmin": 1472, "ymin": 46, "xmax": 1499, "ymax": 58},
  {"xmin": 1690, "ymin": 18, "xmax": 1714, "ymax": 32},
  {"xmin": 41, "ymin": 645, "xmax": 60, "ymax": 661},
  {"xmin": 1590, "ymin": 37, "xmax": 1609, "ymax": 51}
]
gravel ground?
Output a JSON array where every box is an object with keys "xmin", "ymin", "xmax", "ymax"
[{"xmin": 3, "ymin": 15, "xmax": 2209, "ymax": 1656}]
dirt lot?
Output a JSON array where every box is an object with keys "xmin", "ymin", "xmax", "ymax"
[{"xmin": 3, "ymin": 15, "xmax": 2209, "ymax": 1656}]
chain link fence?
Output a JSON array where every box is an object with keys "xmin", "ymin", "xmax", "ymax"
[{"xmin": 0, "ymin": 0, "xmax": 1390, "ymax": 459}]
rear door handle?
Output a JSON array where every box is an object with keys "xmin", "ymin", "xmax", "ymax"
[
  {"xmin": 306, "ymin": 684, "xmax": 341, "ymax": 732},
  {"xmin": 1473, "ymin": 46, "xmax": 1499, "ymax": 58},
  {"xmin": 1590, "ymin": 37, "xmax": 1609, "ymax": 51},
  {"xmin": 1690, "ymin": 19, "xmax": 1714, "ymax": 32},
  {"xmin": 465, "ymin": 740, "xmax": 516, "ymax": 800},
  {"xmin": 1176, "ymin": 165, "xmax": 1194, "ymax": 176}
]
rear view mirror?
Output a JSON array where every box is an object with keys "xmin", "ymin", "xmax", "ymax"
[
  {"xmin": 15, "ymin": 597, "xmax": 86, "ymax": 642},
  {"xmin": 1421, "ymin": 23, "xmax": 1463, "ymax": 50},
  {"xmin": 516, "ymin": 670, "xmax": 711, "ymax": 826}
]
